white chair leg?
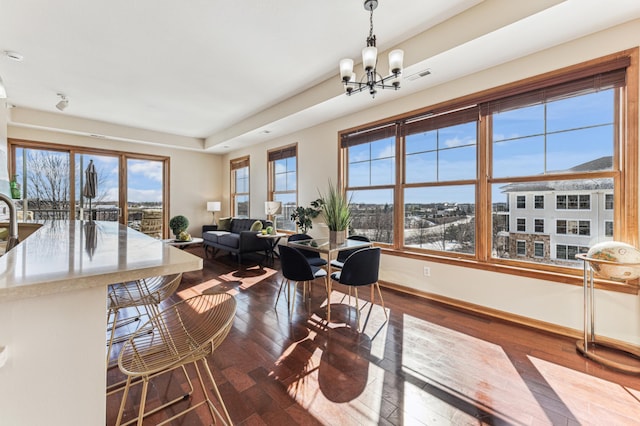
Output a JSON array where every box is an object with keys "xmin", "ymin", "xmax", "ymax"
[{"xmin": 375, "ymin": 282, "xmax": 388, "ymax": 319}]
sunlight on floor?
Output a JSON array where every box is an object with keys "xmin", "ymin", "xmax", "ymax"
[
  {"xmin": 529, "ymin": 356, "xmax": 640, "ymax": 424},
  {"xmin": 266, "ymin": 286, "xmax": 392, "ymax": 425},
  {"xmin": 401, "ymin": 314, "xmax": 541, "ymax": 424}
]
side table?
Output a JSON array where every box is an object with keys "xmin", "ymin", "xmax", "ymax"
[
  {"xmin": 162, "ymin": 237, "xmax": 204, "ymax": 250},
  {"xmin": 257, "ymin": 232, "xmax": 286, "ymax": 264}
]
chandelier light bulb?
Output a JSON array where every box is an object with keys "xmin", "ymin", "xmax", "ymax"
[
  {"xmin": 362, "ymin": 46, "xmax": 378, "ymax": 71},
  {"xmin": 388, "ymin": 49, "xmax": 404, "ymax": 75},
  {"xmin": 339, "ymin": 58, "xmax": 354, "ymax": 82}
]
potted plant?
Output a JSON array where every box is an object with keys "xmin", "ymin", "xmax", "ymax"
[
  {"xmin": 318, "ymin": 181, "xmax": 351, "ymax": 244},
  {"xmin": 169, "ymin": 215, "xmax": 189, "ymax": 238},
  {"xmin": 290, "ymin": 198, "xmax": 323, "ymax": 234}
]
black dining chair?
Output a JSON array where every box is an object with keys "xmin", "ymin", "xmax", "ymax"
[
  {"xmin": 277, "ymin": 245, "xmax": 327, "ymax": 315},
  {"xmin": 330, "ymin": 247, "xmax": 386, "ymax": 331},
  {"xmin": 329, "ymin": 235, "xmax": 370, "ymax": 269},
  {"xmin": 287, "ymin": 233, "xmax": 328, "ymax": 267}
]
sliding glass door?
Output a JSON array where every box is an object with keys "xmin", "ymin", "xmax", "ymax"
[
  {"xmin": 75, "ymin": 152, "xmax": 120, "ymax": 221},
  {"xmin": 9, "ymin": 140, "xmax": 169, "ymax": 237},
  {"xmin": 126, "ymin": 158, "xmax": 164, "ymax": 238},
  {"xmin": 14, "ymin": 146, "xmax": 71, "ymax": 220}
]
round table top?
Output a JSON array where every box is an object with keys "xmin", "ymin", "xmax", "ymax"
[
  {"xmin": 256, "ymin": 232, "xmax": 286, "ymax": 239},
  {"xmin": 162, "ymin": 237, "xmax": 204, "ymax": 245}
]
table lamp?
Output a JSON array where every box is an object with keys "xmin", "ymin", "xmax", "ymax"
[
  {"xmin": 207, "ymin": 201, "xmax": 221, "ymax": 225},
  {"xmin": 264, "ymin": 201, "xmax": 282, "ymax": 232}
]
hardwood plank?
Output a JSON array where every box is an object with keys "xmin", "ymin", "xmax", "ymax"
[{"xmin": 105, "ymin": 248, "xmax": 640, "ymax": 425}]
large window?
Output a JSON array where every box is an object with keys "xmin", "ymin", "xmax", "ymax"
[
  {"xmin": 8, "ymin": 140, "xmax": 169, "ymax": 236},
  {"xmin": 230, "ymin": 156, "xmax": 250, "ymax": 217},
  {"xmin": 268, "ymin": 144, "xmax": 297, "ymax": 231},
  {"xmin": 338, "ymin": 49, "xmax": 637, "ymax": 286},
  {"xmin": 342, "ymin": 125, "xmax": 396, "ymax": 244}
]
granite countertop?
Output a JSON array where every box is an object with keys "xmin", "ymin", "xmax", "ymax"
[{"xmin": 0, "ymin": 220, "xmax": 203, "ymax": 302}]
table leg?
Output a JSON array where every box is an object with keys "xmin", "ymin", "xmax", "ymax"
[{"xmin": 325, "ymin": 252, "xmax": 332, "ymax": 323}]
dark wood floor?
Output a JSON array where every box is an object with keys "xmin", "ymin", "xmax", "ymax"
[{"xmin": 106, "ymin": 247, "xmax": 640, "ymax": 425}]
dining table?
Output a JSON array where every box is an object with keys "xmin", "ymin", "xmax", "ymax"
[{"xmin": 287, "ymin": 237, "xmax": 372, "ymax": 322}]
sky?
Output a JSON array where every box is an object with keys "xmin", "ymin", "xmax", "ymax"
[{"xmin": 347, "ymin": 89, "xmax": 614, "ymax": 205}]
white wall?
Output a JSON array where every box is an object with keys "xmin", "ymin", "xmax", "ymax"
[
  {"xmin": 7, "ymin": 126, "xmax": 222, "ymax": 237},
  {"xmin": 221, "ymin": 19, "xmax": 640, "ymax": 344}
]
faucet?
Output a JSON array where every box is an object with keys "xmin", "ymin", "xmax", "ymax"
[{"xmin": 0, "ymin": 193, "xmax": 19, "ymax": 251}]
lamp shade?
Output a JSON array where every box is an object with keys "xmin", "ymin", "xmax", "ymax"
[
  {"xmin": 388, "ymin": 49, "xmax": 404, "ymax": 75},
  {"xmin": 0, "ymin": 75, "xmax": 6, "ymax": 99},
  {"xmin": 264, "ymin": 201, "xmax": 282, "ymax": 215},
  {"xmin": 207, "ymin": 201, "xmax": 221, "ymax": 212},
  {"xmin": 339, "ymin": 58, "xmax": 354, "ymax": 82},
  {"xmin": 362, "ymin": 46, "xmax": 378, "ymax": 71}
]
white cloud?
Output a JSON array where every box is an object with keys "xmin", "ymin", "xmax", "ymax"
[{"xmin": 129, "ymin": 161, "xmax": 163, "ymax": 182}]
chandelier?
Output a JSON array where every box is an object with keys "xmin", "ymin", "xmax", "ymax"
[{"xmin": 339, "ymin": 0, "xmax": 404, "ymax": 98}]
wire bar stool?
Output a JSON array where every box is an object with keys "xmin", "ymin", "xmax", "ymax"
[{"xmin": 115, "ymin": 291, "xmax": 236, "ymax": 426}]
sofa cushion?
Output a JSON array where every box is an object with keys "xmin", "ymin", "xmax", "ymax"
[
  {"xmin": 230, "ymin": 218, "xmax": 271, "ymax": 233},
  {"xmin": 203, "ymin": 230, "xmax": 229, "ymax": 244},
  {"xmin": 218, "ymin": 217, "xmax": 232, "ymax": 231},
  {"xmin": 250, "ymin": 220, "xmax": 263, "ymax": 231},
  {"xmin": 218, "ymin": 233, "xmax": 240, "ymax": 249}
]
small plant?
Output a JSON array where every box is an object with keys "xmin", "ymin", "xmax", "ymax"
[
  {"xmin": 290, "ymin": 198, "xmax": 323, "ymax": 234},
  {"xmin": 169, "ymin": 215, "xmax": 189, "ymax": 236}
]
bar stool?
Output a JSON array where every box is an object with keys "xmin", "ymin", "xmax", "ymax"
[
  {"xmin": 106, "ymin": 273, "xmax": 182, "ymax": 369},
  {"xmin": 115, "ymin": 291, "xmax": 236, "ymax": 426}
]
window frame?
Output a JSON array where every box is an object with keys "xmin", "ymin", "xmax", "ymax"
[
  {"xmin": 267, "ymin": 144, "xmax": 298, "ymax": 232},
  {"xmin": 337, "ymin": 48, "xmax": 638, "ymax": 293},
  {"xmin": 230, "ymin": 156, "xmax": 250, "ymax": 217},
  {"xmin": 534, "ymin": 195, "xmax": 544, "ymax": 209},
  {"xmin": 8, "ymin": 138, "xmax": 170, "ymax": 235}
]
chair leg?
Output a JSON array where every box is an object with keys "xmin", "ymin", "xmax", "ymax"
[
  {"xmin": 200, "ymin": 357, "xmax": 233, "ymax": 425},
  {"xmin": 375, "ymin": 282, "xmax": 388, "ymax": 319},
  {"xmin": 354, "ymin": 287, "xmax": 361, "ymax": 331},
  {"xmin": 274, "ymin": 277, "xmax": 286, "ymax": 308},
  {"xmin": 289, "ymin": 280, "xmax": 297, "ymax": 316}
]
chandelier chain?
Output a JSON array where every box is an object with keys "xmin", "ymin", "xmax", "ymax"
[{"xmin": 369, "ymin": 7, "xmax": 374, "ymax": 40}]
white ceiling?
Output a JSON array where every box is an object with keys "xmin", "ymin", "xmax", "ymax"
[{"xmin": 2, "ymin": 0, "xmax": 640, "ymax": 153}]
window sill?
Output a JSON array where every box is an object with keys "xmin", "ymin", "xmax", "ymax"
[{"xmin": 381, "ymin": 247, "xmax": 640, "ymax": 295}]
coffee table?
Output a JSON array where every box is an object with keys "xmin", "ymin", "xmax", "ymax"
[{"xmin": 162, "ymin": 237, "xmax": 204, "ymax": 249}]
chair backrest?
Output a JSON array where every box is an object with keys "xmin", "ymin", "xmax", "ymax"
[
  {"xmin": 287, "ymin": 233, "xmax": 321, "ymax": 259},
  {"xmin": 336, "ymin": 235, "xmax": 371, "ymax": 263},
  {"xmin": 279, "ymin": 245, "xmax": 317, "ymax": 282},
  {"xmin": 338, "ymin": 247, "xmax": 380, "ymax": 287}
]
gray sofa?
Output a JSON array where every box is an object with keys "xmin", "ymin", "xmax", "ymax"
[{"xmin": 202, "ymin": 218, "xmax": 272, "ymax": 264}]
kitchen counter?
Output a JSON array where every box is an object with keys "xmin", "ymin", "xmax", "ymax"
[
  {"xmin": 0, "ymin": 220, "xmax": 202, "ymax": 302},
  {"xmin": 0, "ymin": 220, "xmax": 203, "ymax": 425}
]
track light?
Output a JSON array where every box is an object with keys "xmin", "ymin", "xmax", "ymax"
[{"xmin": 56, "ymin": 93, "xmax": 68, "ymax": 111}]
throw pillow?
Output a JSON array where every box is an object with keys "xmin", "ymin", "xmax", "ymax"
[
  {"xmin": 218, "ymin": 217, "xmax": 232, "ymax": 231},
  {"xmin": 250, "ymin": 220, "xmax": 263, "ymax": 232}
]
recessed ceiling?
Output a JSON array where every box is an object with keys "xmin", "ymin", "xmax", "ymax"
[{"xmin": 1, "ymin": 0, "xmax": 640, "ymax": 153}]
